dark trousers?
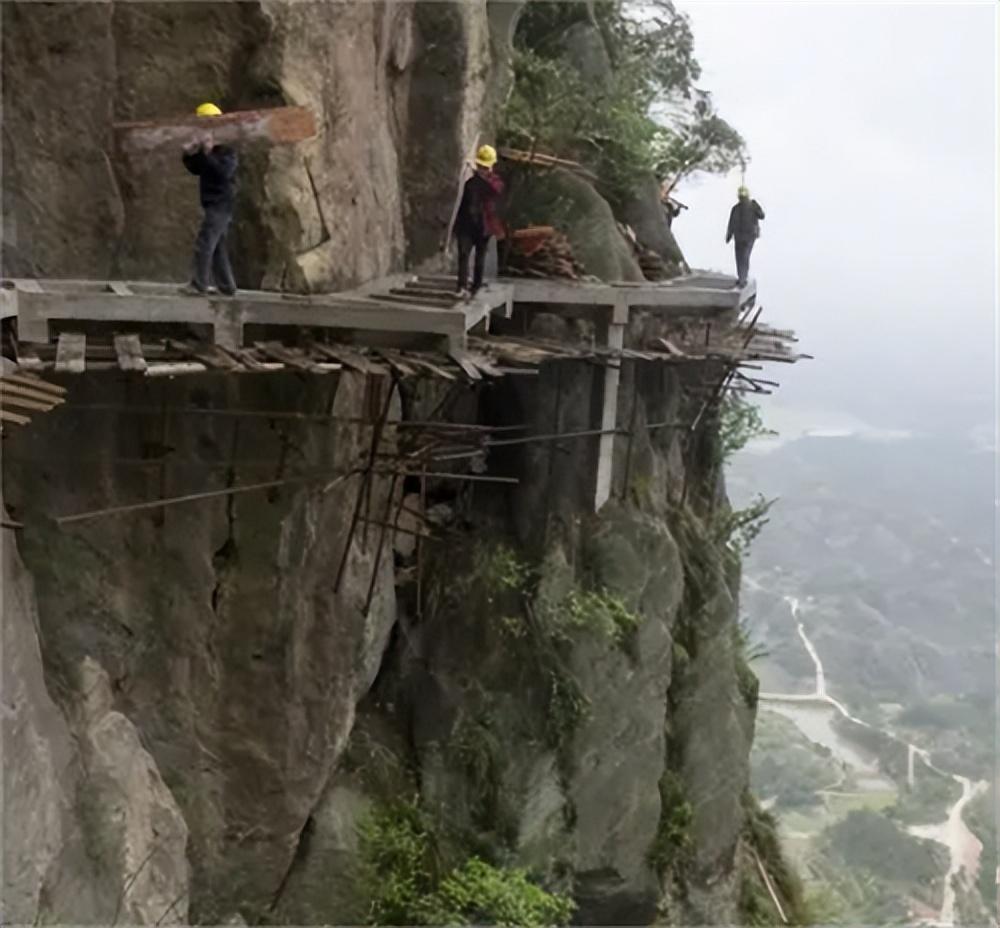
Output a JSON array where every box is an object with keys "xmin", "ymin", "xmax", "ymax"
[
  {"xmin": 734, "ymin": 238, "xmax": 755, "ymax": 286},
  {"xmin": 456, "ymin": 233, "xmax": 490, "ymax": 292},
  {"xmin": 192, "ymin": 204, "xmax": 236, "ymax": 292}
]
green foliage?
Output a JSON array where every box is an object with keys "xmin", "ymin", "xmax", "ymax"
[
  {"xmin": 502, "ymin": 0, "xmax": 745, "ymax": 203},
  {"xmin": 715, "ymin": 494, "xmax": 775, "ymax": 557},
  {"xmin": 962, "ymin": 785, "xmax": 997, "ymax": 910},
  {"xmin": 358, "ymin": 803, "xmax": 573, "ymax": 927},
  {"xmin": 735, "ymin": 615, "xmax": 769, "ymax": 664},
  {"xmin": 742, "ymin": 793, "xmax": 809, "ymax": 925},
  {"xmin": 718, "ymin": 395, "xmax": 777, "ymax": 463},
  {"xmin": 475, "ymin": 543, "xmax": 532, "ymax": 603},
  {"xmin": 885, "ymin": 766, "xmax": 961, "ymax": 826},
  {"xmin": 358, "ymin": 800, "xmax": 438, "ymax": 926},
  {"xmin": 647, "ymin": 770, "xmax": 693, "ymax": 872},
  {"xmin": 823, "ymin": 809, "xmax": 948, "ymax": 886},
  {"xmin": 548, "ymin": 587, "xmax": 640, "ymax": 648},
  {"xmin": 414, "ymin": 857, "xmax": 575, "ymax": 927},
  {"xmin": 543, "ymin": 666, "xmax": 591, "ymax": 752}
]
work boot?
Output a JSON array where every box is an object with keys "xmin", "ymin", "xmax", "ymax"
[
  {"xmin": 454, "ymin": 287, "xmax": 471, "ymax": 301},
  {"xmin": 217, "ymin": 287, "xmax": 237, "ymax": 297},
  {"xmin": 178, "ymin": 282, "xmax": 208, "ymax": 296}
]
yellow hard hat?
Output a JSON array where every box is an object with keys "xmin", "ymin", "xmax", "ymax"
[
  {"xmin": 738, "ymin": 185, "xmax": 749, "ymax": 198},
  {"xmin": 475, "ymin": 144, "xmax": 497, "ymax": 168},
  {"xmin": 196, "ymin": 102, "xmax": 223, "ymax": 117}
]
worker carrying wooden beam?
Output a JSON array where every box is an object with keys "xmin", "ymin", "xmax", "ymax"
[
  {"xmin": 178, "ymin": 103, "xmax": 238, "ymax": 297},
  {"xmin": 114, "ymin": 104, "xmax": 317, "ymax": 297}
]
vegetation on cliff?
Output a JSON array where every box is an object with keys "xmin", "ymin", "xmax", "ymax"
[
  {"xmin": 500, "ymin": 0, "xmax": 745, "ymax": 203},
  {"xmin": 357, "ymin": 801, "xmax": 574, "ymax": 926}
]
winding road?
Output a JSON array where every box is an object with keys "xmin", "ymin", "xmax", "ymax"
[{"xmin": 758, "ymin": 595, "xmax": 988, "ymax": 927}]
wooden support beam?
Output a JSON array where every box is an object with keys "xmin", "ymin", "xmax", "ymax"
[
  {"xmin": 1, "ymin": 409, "xmax": 30, "ymax": 425},
  {"xmin": 2, "ymin": 373, "xmax": 67, "ymax": 395},
  {"xmin": 114, "ymin": 334, "xmax": 148, "ymax": 372},
  {"xmin": 0, "ymin": 394, "xmax": 57, "ymax": 412},
  {"xmin": 55, "ymin": 332, "xmax": 86, "ymax": 373},
  {"xmin": 0, "ymin": 381, "xmax": 66, "ymax": 405},
  {"xmin": 114, "ymin": 106, "xmax": 317, "ymax": 160}
]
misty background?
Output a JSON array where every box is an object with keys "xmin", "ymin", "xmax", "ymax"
[{"xmin": 673, "ymin": 1, "xmax": 996, "ymax": 443}]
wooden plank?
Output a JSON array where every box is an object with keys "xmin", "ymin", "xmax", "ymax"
[
  {"xmin": 373, "ymin": 352, "xmax": 420, "ymax": 378},
  {"xmin": 0, "ymin": 394, "xmax": 58, "ymax": 412},
  {"xmin": 55, "ymin": 333, "xmax": 86, "ymax": 373},
  {"xmin": 115, "ymin": 106, "xmax": 317, "ymax": 158},
  {"xmin": 399, "ymin": 354, "xmax": 458, "ymax": 381},
  {"xmin": 448, "ymin": 349, "xmax": 482, "ymax": 381},
  {"xmin": 0, "ymin": 409, "xmax": 30, "ymax": 425},
  {"xmin": 254, "ymin": 341, "xmax": 325, "ymax": 372},
  {"xmin": 166, "ymin": 338, "xmax": 243, "ymax": 371},
  {"xmin": 144, "ymin": 362, "xmax": 209, "ymax": 377},
  {"xmin": 1, "ymin": 373, "xmax": 67, "ymax": 395},
  {"xmin": 310, "ymin": 342, "xmax": 390, "ymax": 376},
  {"xmin": 465, "ymin": 352, "xmax": 506, "ymax": 378},
  {"xmin": 114, "ymin": 334, "xmax": 148, "ymax": 372},
  {"xmin": 0, "ymin": 382, "xmax": 65, "ymax": 405},
  {"xmin": 107, "ymin": 282, "xmax": 134, "ymax": 296},
  {"xmin": 14, "ymin": 349, "xmax": 46, "ymax": 372},
  {"xmin": 654, "ymin": 337, "xmax": 686, "ymax": 357}
]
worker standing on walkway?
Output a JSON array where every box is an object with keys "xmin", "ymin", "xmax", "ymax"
[
  {"xmin": 180, "ymin": 103, "xmax": 239, "ymax": 297},
  {"xmin": 725, "ymin": 186, "xmax": 765, "ymax": 288},
  {"xmin": 454, "ymin": 145, "xmax": 504, "ymax": 300}
]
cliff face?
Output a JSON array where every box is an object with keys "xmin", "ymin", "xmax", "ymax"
[{"xmin": 2, "ymin": 3, "xmax": 787, "ymax": 925}]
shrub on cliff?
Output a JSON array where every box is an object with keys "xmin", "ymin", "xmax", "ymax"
[
  {"xmin": 358, "ymin": 801, "xmax": 574, "ymax": 926},
  {"xmin": 501, "ymin": 0, "xmax": 745, "ymax": 204}
]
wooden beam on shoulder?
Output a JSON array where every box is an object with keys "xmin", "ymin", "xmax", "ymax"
[{"xmin": 114, "ymin": 106, "xmax": 317, "ymax": 160}]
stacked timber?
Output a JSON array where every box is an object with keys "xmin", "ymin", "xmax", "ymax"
[
  {"xmin": 618, "ymin": 221, "xmax": 667, "ymax": 282},
  {"xmin": 505, "ymin": 226, "xmax": 585, "ymax": 280}
]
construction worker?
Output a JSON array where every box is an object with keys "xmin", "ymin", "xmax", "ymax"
[
  {"xmin": 454, "ymin": 144, "xmax": 504, "ymax": 299},
  {"xmin": 725, "ymin": 186, "xmax": 765, "ymax": 288},
  {"xmin": 179, "ymin": 103, "xmax": 238, "ymax": 296}
]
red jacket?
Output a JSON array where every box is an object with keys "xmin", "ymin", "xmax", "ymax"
[{"xmin": 455, "ymin": 171, "xmax": 505, "ymax": 239}]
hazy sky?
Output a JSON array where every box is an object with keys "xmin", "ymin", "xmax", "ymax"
[{"xmin": 672, "ymin": 1, "xmax": 996, "ymax": 438}]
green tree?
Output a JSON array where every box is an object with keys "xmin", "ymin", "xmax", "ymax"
[{"xmin": 501, "ymin": 0, "xmax": 745, "ymax": 202}]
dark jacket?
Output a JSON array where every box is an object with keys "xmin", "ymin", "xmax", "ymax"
[
  {"xmin": 726, "ymin": 198, "xmax": 765, "ymax": 243},
  {"xmin": 182, "ymin": 144, "xmax": 238, "ymax": 209},
  {"xmin": 454, "ymin": 171, "xmax": 504, "ymax": 240}
]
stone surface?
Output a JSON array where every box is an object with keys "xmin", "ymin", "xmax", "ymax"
[
  {"xmin": 76, "ymin": 657, "xmax": 191, "ymax": 924},
  {"xmin": 1, "ymin": 495, "xmax": 90, "ymax": 923},
  {"xmin": 2, "ymin": 372, "xmax": 400, "ymax": 923},
  {"xmin": 506, "ymin": 167, "xmax": 645, "ymax": 282},
  {"xmin": 619, "ymin": 173, "xmax": 689, "ymax": 277}
]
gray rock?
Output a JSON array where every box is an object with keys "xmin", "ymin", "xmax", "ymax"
[{"xmin": 506, "ymin": 167, "xmax": 645, "ymax": 281}]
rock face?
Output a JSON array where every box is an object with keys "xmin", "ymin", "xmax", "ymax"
[{"xmin": 2, "ymin": 372, "xmax": 402, "ymax": 922}]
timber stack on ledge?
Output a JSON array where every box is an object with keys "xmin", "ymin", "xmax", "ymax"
[{"xmin": 0, "ymin": 270, "xmax": 808, "ymax": 511}]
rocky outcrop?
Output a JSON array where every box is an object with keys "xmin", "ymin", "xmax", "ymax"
[
  {"xmin": 2, "ymin": 372, "xmax": 401, "ymax": 922},
  {"xmin": 506, "ymin": 167, "xmax": 646, "ymax": 281},
  {"xmin": 2, "ymin": 492, "xmax": 189, "ymax": 924}
]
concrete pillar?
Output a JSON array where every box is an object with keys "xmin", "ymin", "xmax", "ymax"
[{"xmin": 594, "ymin": 306, "xmax": 626, "ymax": 511}]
